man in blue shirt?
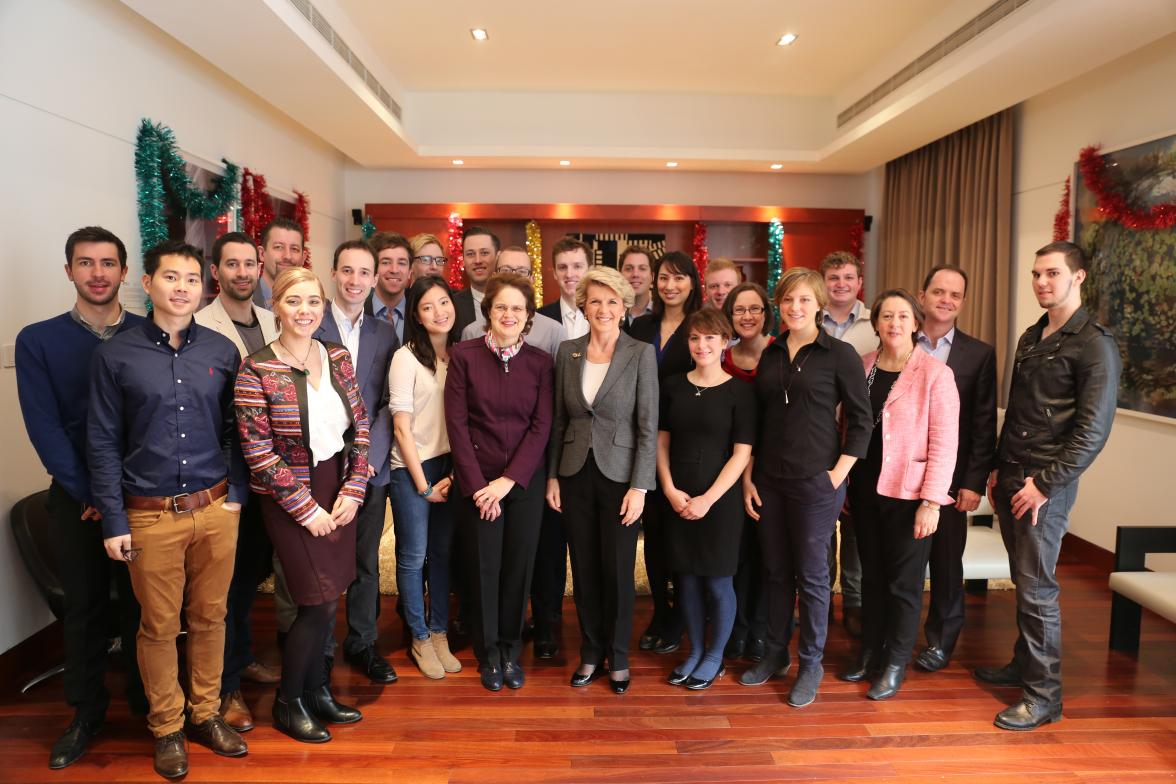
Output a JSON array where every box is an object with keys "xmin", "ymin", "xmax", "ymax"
[
  {"xmin": 365, "ymin": 231, "xmax": 411, "ymax": 343},
  {"xmin": 88, "ymin": 240, "xmax": 249, "ymax": 778},
  {"xmin": 16, "ymin": 226, "xmax": 147, "ymax": 770}
]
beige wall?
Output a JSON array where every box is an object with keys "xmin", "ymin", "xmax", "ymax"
[
  {"xmin": 1011, "ymin": 34, "xmax": 1176, "ymax": 559},
  {"xmin": 0, "ymin": 0, "xmax": 348, "ymax": 654}
]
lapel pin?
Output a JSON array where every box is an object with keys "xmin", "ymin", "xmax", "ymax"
[{"xmin": 572, "ymin": 352, "xmax": 583, "ymax": 359}]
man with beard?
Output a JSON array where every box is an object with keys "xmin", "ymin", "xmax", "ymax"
[
  {"xmin": 195, "ymin": 232, "xmax": 283, "ymax": 733},
  {"xmin": 366, "ymin": 231, "xmax": 412, "ymax": 343},
  {"xmin": 253, "ymin": 218, "xmax": 306, "ymax": 309},
  {"xmin": 17, "ymin": 226, "xmax": 147, "ymax": 770},
  {"xmin": 452, "ymin": 227, "xmax": 499, "ymax": 335}
]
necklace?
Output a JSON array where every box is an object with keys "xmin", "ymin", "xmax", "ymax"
[
  {"xmin": 278, "ymin": 338, "xmax": 314, "ymax": 377},
  {"xmin": 688, "ymin": 370, "xmax": 722, "ymax": 397},
  {"xmin": 866, "ymin": 349, "xmax": 913, "ymax": 425},
  {"xmin": 780, "ymin": 343, "xmax": 816, "ymax": 405}
]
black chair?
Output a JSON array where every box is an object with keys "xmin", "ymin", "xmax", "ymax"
[
  {"xmin": 10, "ymin": 490, "xmax": 69, "ymax": 692},
  {"xmin": 1108, "ymin": 525, "xmax": 1176, "ymax": 652}
]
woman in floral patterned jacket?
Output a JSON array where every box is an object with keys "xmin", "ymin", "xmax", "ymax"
[{"xmin": 234, "ymin": 268, "xmax": 370, "ymax": 744}]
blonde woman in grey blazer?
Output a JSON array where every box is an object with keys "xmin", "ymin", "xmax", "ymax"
[{"xmin": 546, "ymin": 266, "xmax": 658, "ymax": 695}]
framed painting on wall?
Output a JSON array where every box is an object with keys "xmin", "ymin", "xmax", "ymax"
[{"xmin": 1074, "ymin": 133, "xmax": 1176, "ymax": 421}]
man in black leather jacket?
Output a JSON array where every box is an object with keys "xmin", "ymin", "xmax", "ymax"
[{"xmin": 975, "ymin": 241, "xmax": 1120, "ymax": 731}]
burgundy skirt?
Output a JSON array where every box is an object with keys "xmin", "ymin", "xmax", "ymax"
[{"xmin": 259, "ymin": 453, "xmax": 357, "ymax": 606}]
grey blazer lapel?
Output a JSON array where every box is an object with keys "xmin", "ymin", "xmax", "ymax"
[
  {"xmin": 357, "ymin": 317, "xmax": 377, "ymax": 387},
  {"xmin": 566, "ymin": 334, "xmax": 591, "ymax": 411},
  {"xmin": 593, "ymin": 335, "xmax": 640, "ymax": 405}
]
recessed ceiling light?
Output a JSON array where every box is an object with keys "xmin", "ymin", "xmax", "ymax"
[
  {"xmin": 665, "ymin": 161, "xmax": 679, "ymax": 168},
  {"xmin": 559, "ymin": 160, "xmax": 571, "ymax": 166},
  {"xmin": 770, "ymin": 163, "xmax": 783, "ymax": 170},
  {"xmin": 451, "ymin": 159, "xmax": 464, "ymax": 165},
  {"xmin": 776, "ymin": 33, "xmax": 798, "ymax": 47},
  {"xmin": 470, "ymin": 28, "xmax": 489, "ymax": 41}
]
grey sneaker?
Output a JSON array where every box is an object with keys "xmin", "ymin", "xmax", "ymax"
[
  {"xmin": 787, "ymin": 663, "xmax": 824, "ymax": 707},
  {"xmin": 738, "ymin": 650, "xmax": 792, "ymax": 686}
]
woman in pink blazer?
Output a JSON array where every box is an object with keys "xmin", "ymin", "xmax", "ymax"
[{"xmin": 839, "ymin": 289, "xmax": 959, "ymax": 701}]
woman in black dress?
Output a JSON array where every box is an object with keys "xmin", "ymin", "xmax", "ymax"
[
  {"xmin": 657, "ymin": 309, "xmax": 756, "ymax": 689},
  {"xmin": 629, "ymin": 250, "xmax": 702, "ymax": 653}
]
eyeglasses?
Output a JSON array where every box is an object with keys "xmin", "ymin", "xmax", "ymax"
[
  {"xmin": 731, "ymin": 305, "xmax": 766, "ymax": 316},
  {"xmin": 492, "ymin": 304, "xmax": 528, "ymax": 316},
  {"xmin": 414, "ymin": 256, "xmax": 447, "ymax": 268},
  {"xmin": 496, "ymin": 266, "xmax": 532, "ymax": 277}
]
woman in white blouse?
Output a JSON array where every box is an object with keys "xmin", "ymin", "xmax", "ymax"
[
  {"xmin": 388, "ymin": 276, "xmax": 462, "ymax": 679},
  {"xmin": 546, "ymin": 266, "xmax": 659, "ymax": 694}
]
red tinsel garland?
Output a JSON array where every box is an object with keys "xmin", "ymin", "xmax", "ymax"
[
  {"xmin": 1052, "ymin": 176, "xmax": 1071, "ymax": 241},
  {"xmin": 1078, "ymin": 145, "xmax": 1176, "ymax": 231},
  {"xmin": 294, "ymin": 190, "xmax": 311, "ymax": 266},
  {"xmin": 849, "ymin": 219, "xmax": 865, "ymax": 296},
  {"xmin": 446, "ymin": 212, "xmax": 465, "ymax": 291},
  {"xmin": 239, "ymin": 168, "xmax": 275, "ymax": 247},
  {"xmin": 692, "ymin": 222, "xmax": 709, "ymax": 281}
]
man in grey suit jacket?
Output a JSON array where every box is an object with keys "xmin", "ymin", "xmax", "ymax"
[
  {"xmin": 195, "ymin": 232, "xmax": 284, "ymax": 731},
  {"xmin": 315, "ymin": 240, "xmax": 400, "ymax": 683}
]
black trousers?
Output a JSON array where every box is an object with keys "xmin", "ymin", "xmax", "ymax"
[
  {"xmin": 730, "ymin": 518, "xmax": 768, "ymax": 644},
  {"xmin": 849, "ymin": 485, "xmax": 929, "ymax": 668},
  {"xmin": 560, "ymin": 458, "xmax": 640, "ymax": 670},
  {"xmin": 529, "ymin": 502, "xmax": 568, "ymax": 633},
  {"xmin": 221, "ymin": 494, "xmax": 272, "ymax": 694},
  {"xmin": 344, "ymin": 482, "xmax": 390, "ymax": 654},
  {"xmin": 461, "ymin": 468, "xmax": 545, "ymax": 669},
  {"xmin": 924, "ymin": 502, "xmax": 968, "ymax": 656},
  {"xmin": 47, "ymin": 480, "xmax": 145, "ymax": 721},
  {"xmin": 757, "ymin": 472, "xmax": 846, "ymax": 668},
  {"xmin": 993, "ymin": 463, "xmax": 1077, "ymax": 709},
  {"xmin": 641, "ymin": 495, "xmax": 682, "ymax": 641}
]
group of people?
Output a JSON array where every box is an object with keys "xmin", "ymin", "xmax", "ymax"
[{"xmin": 16, "ymin": 217, "xmax": 1120, "ymax": 779}]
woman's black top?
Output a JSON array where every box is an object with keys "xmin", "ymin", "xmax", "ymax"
[
  {"xmin": 854, "ymin": 368, "xmax": 899, "ymax": 483},
  {"xmin": 629, "ymin": 314, "xmax": 692, "ymax": 381},
  {"xmin": 752, "ymin": 329, "xmax": 872, "ymax": 482}
]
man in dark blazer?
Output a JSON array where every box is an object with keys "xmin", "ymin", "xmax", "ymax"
[
  {"xmin": 451, "ymin": 227, "xmax": 499, "ymax": 335},
  {"xmin": 316, "ymin": 240, "xmax": 400, "ymax": 683},
  {"xmin": 913, "ymin": 265, "xmax": 997, "ymax": 672}
]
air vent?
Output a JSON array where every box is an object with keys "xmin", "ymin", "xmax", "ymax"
[
  {"xmin": 837, "ymin": 0, "xmax": 1031, "ymax": 127},
  {"xmin": 286, "ymin": 0, "xmax": 403, "ymax": 120}
]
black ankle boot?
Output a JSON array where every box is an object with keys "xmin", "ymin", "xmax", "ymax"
[
  {"xmin": 839, "ymin": 648, "xmax": 880, "ymax": 683},
  {"xmin": 272, "ymin": 692, "xmax": 331, "ymax": 743},
  {"xmin": 867, "ymin": 663, "xmax": 906, "ymax": 701},
  {"xmin": 304, "ymin": 685, "xmax": 362, "ymax": 724}
]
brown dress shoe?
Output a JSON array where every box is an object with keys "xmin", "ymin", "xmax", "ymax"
[
  {"xmin": 153, "ymin": 731, "xmax": 188, "ymax": 779},
  {"xmin": 242, "ymin": 660, "xmax": 281, "ymax": 684},
  {"xmin": 219, "ymin": 690, "xmax": 254, "ymax": 732},
  {"xmin": 189, "ymin": 715, "xmax": 248, "ymax": 757}
]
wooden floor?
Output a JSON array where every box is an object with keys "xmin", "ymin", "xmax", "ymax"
[{"xmin": 3, "ymin": 551, "xmax": 1176, "ymax": 783}]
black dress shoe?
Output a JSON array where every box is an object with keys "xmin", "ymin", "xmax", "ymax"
[
  {"xmin": 745, "ymin": 638, "xmax": 766, "ymax": 662},
  {"xmin": 609, "ymin": 674, "xmax": 631, "ymax": 694},
  {"xmin": 570, "ymin": 663, "xmax": 606, "ymax": 687},
  {"xmin": 481, "ymin": 665, "xmax": 504, "ymax": 692},
  {"xmin": 724, "ymin": 638, "xmax": 746, "ymax": 660},
  {"xmin": 304, "ymin": 685, "xmax": 362, "ymax": 724},
  {"xmin": 867, "ymin": 663, "xmax": 906, "ymax": 700},
  {"xmin": 153, "ymin": 730, "xmax": 189, "ymax": 779},
  {"xmin": 974, "ymin": 661, "xmax": 1022, "ymax": 686},
  {"xmin": 503, "ymin": 661, "xmax": 525, "ymax": 690},
  {"xmin": 994, "ymin": 699, "xmax": 1062, "ymax": 731},
  {"xmin": 667, "ymin": 668, "xmax": 691, "ymax": 686},
  {"xmin": 839, "ymin": 648, "xmax": 881, "ymax": 683},
  {"xmin": 344, "ymin": 645, "xmax": 398, "ymax": 684},
  {"xmin": 653, "ymin": 635, "xmax": 681, "ymax": 654},
  {"xmin": 49, "ymin": 716, "xmax": 102, "ymax": 770},
  {"xmin": 685, "ymin": 667, "xmax": 725, "ymax": 691},
  {"xmin": 533, "ymin": 626, "xmax": 559, "ymax": 659},
  {"xmin": 273, "ymin": 692, "xmax": 331, "ymax": 743},
  {"xmin": 638, "ymin": 628, "xmax": 659, "ymax": 651},
  {"xmin": 915, "ymin": 645, "xmax": 950, "ymax": 673}
]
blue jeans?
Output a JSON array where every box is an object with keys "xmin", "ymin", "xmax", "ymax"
[{"xmin": 390, "ymin": 456, "xmax": 457, "ymax": 640}]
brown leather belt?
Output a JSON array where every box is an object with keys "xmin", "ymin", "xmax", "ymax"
[{"xmin": 125, "ymin": 479, "xmax": 229, "ymax": 513}]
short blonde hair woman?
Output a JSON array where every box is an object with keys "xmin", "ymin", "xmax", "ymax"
[{"xmin": 575, "ymin": 266, "xmax": 635, "ymax": 312}]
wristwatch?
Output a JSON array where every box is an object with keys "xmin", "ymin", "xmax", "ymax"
[{"xmin": 921, "ymin": 500, "xmax": 940, "ymax": 511}]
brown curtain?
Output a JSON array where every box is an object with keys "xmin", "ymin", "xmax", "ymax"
[{"xmin": 878, "ymin": 109, "xmax": 1013, "ymax": 378}]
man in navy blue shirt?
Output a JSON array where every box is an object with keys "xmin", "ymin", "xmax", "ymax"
[
  {"xmin": 88, "ymin": 240, "xmax": 249, "ymax": 778},
  {"xmin": 16, "ymin": 226, "xmax": 147, "ymax": 770}
]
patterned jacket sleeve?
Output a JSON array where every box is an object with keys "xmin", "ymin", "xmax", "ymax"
[
  {"xmin": 336, "ymin": 350, "xmax": 371, "ymax": 503},
  {"xmin": 234, "ymin": 357, "xmax": 318, "ymax": 524}
]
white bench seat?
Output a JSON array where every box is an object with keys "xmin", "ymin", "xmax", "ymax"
[{"xmin": 1108, "ymin": 571, "xmax": 1176, "ymax": 625}]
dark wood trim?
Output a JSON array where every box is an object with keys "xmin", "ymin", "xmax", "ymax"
[
  {"xmin": 1061, "ymin": 531, "xmax": 1115, "ymax": 574},
  {"xmin": 365, "ymin": 202, "xmax": 865, "ymax": 224},
  {"xmin": 0, "ymin": 620, "xmax": 60, "ymax": 698}
]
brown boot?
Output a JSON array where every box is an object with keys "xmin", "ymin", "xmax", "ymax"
[
  {"xmin": 219, "ymin": 690, "xmax": 254, "ymax": 732},
  {"xmin": 242, "ymin": 660, "xmax": 281, "ymax": 684},
  {"xmin": 189, "ymin": 715, "xmax": 248, "ymax": 757},
  {"xmin": 431, "ymin": 631, "xmax": 462, "ymax": 673},
  {"xmin": 412, "ymin": 636, "xmax": 446, "ymax": 679},
  {"xmin": 153, "ymin": 731, "xmax": 188, "ymax": 779}
]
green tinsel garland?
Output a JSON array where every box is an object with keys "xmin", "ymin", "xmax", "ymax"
[
  {"xmin": 135, "ymin": 118, "xmax": 240, "ymax": 253},
  {"xmin": 767, "ymin": 218, "xmax": 784, "ymax": 320}
]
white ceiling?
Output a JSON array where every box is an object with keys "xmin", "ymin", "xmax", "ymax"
[
  {"xmin": 120, "ymin": 0, "xmax": 1176, "ymax": 173},
  {"xmin": 337, "ymin": 0, "xmax": 976, "ymax": 96}
]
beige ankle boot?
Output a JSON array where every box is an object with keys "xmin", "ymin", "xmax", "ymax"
[
  {"xmin": 430, "ymin": 632, "xmax": 462, "ymax": 673},
  {"xmin": 411, "ymin": 636, "xmax": 445, "ymax": 679}
]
